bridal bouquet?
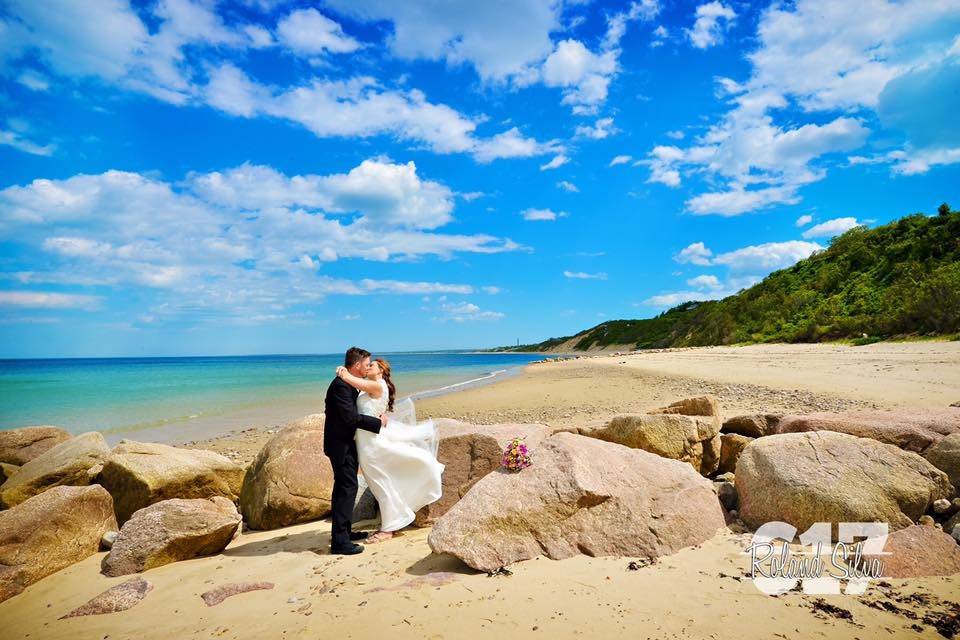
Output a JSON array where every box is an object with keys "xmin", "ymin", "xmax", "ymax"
[{"xmin": 501, "ymin": 437, "xmax": 532, "ymax": 472}]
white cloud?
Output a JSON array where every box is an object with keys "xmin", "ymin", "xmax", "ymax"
[
  {"xmin": 324, "ymin": 0, "xmax": 560, "ymax": 82},
  {"xmin": 556, "ymin": 180, "xmax": 579, "ymax": 193},
  {"xmin": 16, "ymin": 70, "xmax": 50, "ymax": 91},
  {"xmin": 203, "ymin": 66, "xmax": 557, "ymax": 163},
  {"xmin": 563, "ymin": 270, "xmax": 607, "ymax": 280},
  {"xmin": 686, "ymin": 274, "xmax": 722, "ymax": 290},
  {"xmin": 651, "ymin": 24, "xmax": 669, "ymax": 47},
  {"xmin": 0, "ymin": 164, "xmax": 521, "ymax": 321},
  {"xmin": 0, "ymin": 2, "xmax": 556, "ymax": 165},
  {"xmin": 674, "ymin": 242, "xmax": 713, "ymax": 266},
  {"xmin": 795, "ymin": 214, "xmax": 813, "ymax": 227},
  {"xmin": 711, "ymin": 240, "xmax": 823, "ymax": 271},
  {"xmin": 541, "ymin": 39, "xmax": 618, "ymax": 114},
  {"xmin": 276, "ymin": 8, "xmax": 361, "ymax": 56},
  {"xmin": 0, "ymin": 129, "xmax": 55, "ymax": 156},
  {"xmin": 521, "ymin": 208, "xmax": 567, "ymax": 222},
  {"xmin": 481, "ymin": 286, "xmax": 501, "ymax": 294},
  {"xmin": 645, "ymin": 0, "xmax": 960, "ymax": 215},
  {"xmin": 437, "ymin": 301, "xmax": 504, "ymax": 322},
  {"xmin": 0, "ymin": 291, "xmax": 99, "ymax": 309},
  {"xmin": 539, "ymin": 154, "xmax": 569, "ymax": 171},
  {"xmin": 187, "ymin": 159, "xmax": 455, "ymax": 229},
  {"xmin": 687, "ymin": 2, "xmax": 736, "ymax": 49},
  {"xmin": 609, "ymin": 154, "xmax": 633, "ymax": 167},
  {"xmin": 801, "ymin": 217, "xmax": 860, "ymax": 238},
  {"xmin": 575, "ymin": 117, "xmax": 617, "ymax": 140},
  {"xmin": 642, "ymin": 290, "xmax": 716, "ymax": 307}
]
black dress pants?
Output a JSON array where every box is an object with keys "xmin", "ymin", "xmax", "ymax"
[{"xmin": 326, "ymin": 439, "xmax": 359, "ymax": 547}]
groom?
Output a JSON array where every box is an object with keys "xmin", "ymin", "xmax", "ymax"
[{"xmin": 324, "ymin": 346, "xmax": 387, "ymax": 555}]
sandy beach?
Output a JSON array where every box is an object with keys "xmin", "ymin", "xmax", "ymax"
[{"xmin": 2, "ymin": 340, "xmax": 959, "ymax": 639}]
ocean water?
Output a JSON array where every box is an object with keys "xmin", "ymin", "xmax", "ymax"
[{"xmin": 0, "ymin": 352, "xmax": 545, "ymax": 444}]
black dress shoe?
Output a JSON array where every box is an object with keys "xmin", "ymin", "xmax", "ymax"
[
  {"xmin": 330, "ymin": 542, "xmax": 364, "ymax": 555},
  {"xmin": 349, "ymin": 531, "xmax": 369, "ymax": 541}
]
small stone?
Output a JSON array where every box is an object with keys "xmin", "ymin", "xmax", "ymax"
[
  {"xmin": 201, "ymin": 582, "xmax": 274, "ymax": 606},
  {"xmin": 59, "ymin": 578, "xmax": 152, "ymax": 618},
  {"xmin": 951, "ymin": 524, "xmax": 960, "ymax": 544},
  {"xmin": 918, "ymin": 515, "xmax": 935, "ymax": 526},
  {"xmin": 934, "ymin": 499, "xmax": 952, "ymax": 514},
  {"xmin": 100, "ymin": 531, "xmax": 119, "ymax": 550}
]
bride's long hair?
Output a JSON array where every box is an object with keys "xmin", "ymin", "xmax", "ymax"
[{"xmin": 375, "ymin": 358, "xmax": 396, "ymax": 411}]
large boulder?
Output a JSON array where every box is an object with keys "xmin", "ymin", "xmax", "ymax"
[
  {"xmin": 773, "ymin": 408, "xmax": 960, "ymax": 454},
  {"xmin": 0, "ymin": 431, "xmax": 110, "ymax": 508},
  {"xmin": 736, "ymin": 432, "xmax": 953, "ymax": 533},
  {"xmin": 0, "ymin": 485, "xmax": 117, "ymax": 603},
  {"xmin": 239, "ymin": 414, "xmax": 333, "ymax": 530},
  {"xmin": 101, "ymin": 496, "xmax": 241, "ymax": 576},
  {"xmin": 98, "ymin": 440, "xmax": 244, "ymax": 525},
  {"xmin": 428, "ymin": 432, "xmax": 725, "ymax": 573},
  {"xmin": 924, "ymin": 433, "xmax": 960, "ymax": 495},
  {"xmin": 861, "ymin": 525, "xmax": 960, "ymax": 578},
  {"xmin": 718, "ymin": 433, "xmax": 752, "ymax": 475},
  {"xmin": 0, "ymin": 425, "xmax": 72, "ymax": 465},
  {"xmin": 578, "ymin": 413, "xmax": 721, "ymax": 476},
  {"xmin": 413, "ymin": 419, "xmax": 553, "ymax": 526},
  {"xmin": 722, "ymin": 414, "xmax": 782, "ymax": 438}
]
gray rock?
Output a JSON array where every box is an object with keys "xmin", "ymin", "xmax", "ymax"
[
  {"xmin": 102, "ymin": 497, "xmax": 241, "ymax": 576},
  {"xmin": 934, "ymin": 498, "xmax": 952, "ymax": 514},
  {"xmin": 101, "ymin": 530, "xmax": 119, "ymax": 550}
]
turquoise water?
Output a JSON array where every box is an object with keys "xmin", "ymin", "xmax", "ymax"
[{"xmin": 0, "ymin": 352, "xmax": 544, "ymax": 441}]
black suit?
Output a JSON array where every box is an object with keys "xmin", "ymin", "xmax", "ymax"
[{"xmin": 324, "ymin": 377, "xmax": 382, "ymax": 547}]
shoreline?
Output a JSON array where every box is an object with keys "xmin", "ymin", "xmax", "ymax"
[{"xmin": 175, "ymin": 341, "xmax": 960, "ymax": 468}]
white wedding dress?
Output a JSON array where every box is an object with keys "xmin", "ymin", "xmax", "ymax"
[{"xmin": 355, "ymin": 379, "xmax": 445, "ymax": 532}]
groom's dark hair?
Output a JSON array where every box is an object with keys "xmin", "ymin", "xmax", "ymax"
[{"xmin": 344, "ymin": 347, "xmax": 371, "ymax": 368}]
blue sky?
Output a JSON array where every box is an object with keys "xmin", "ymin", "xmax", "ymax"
[{"xmin": 0, "ymin": 0, "xmax": 958, "ymax": 357}]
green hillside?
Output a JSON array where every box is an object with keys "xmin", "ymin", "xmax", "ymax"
[{"xmin": 500, "ymin": 205, "xmax": 960, "ymax": 352}]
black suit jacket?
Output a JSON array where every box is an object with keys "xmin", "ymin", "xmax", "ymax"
[{"xmin": 323, "ymin": 377, "xmax": 382, "ymax": 455}]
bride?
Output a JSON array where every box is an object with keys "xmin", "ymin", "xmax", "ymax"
[{"xmin": 335, "ymin": 358, "xmax": 444, "ymax": 543}]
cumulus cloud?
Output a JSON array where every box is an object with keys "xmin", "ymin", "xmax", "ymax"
[
  {"xmin": 795, "ymin": 214, "xmax": 813, "ymax": 227},
  {"xmin": 437, "ymin": 301, "xmax": 504, "ymax": 322},
  {"xmin": 188, "ymin": 159, "xmax": 456, "ymax": 229},
  {"xmin": 801, "ymin": 217, "xmax": 860, "ymax": 238},
  {"xmin": 674, "ymin": 242, "xmax": 713, "ymax": 266},
  {"xmin": 687, "ymin": 2, "xmax": 736, "ymax": 49},
  {"xmin": 711, "ymin": 240, "xmax": 823, "ymax": 271},
  {"xmin": 609, "ymin": 154, "xmax": 633, "ymax": 167},
  {"xmin": 0, "ymin": 163, "xmax": 519, "ymax": 321},
  {"xmin": 674, "ymin": 239, "xmax": 822, "ymax": 271},
  {"xmin": 574, "ymin": 117, "xmax": 617, "ymax": 140},
  {"xmin": 556, "ymin": 180, "xmax": 579, "ymax": 193},
  {"xmin": 276, "ymin": 8, "xmax": 361, "ymax": 56}
]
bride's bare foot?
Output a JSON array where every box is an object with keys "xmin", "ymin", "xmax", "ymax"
[{"xmin": 366, "ymin": 531, "xmax": 394, "ymax": 544}]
